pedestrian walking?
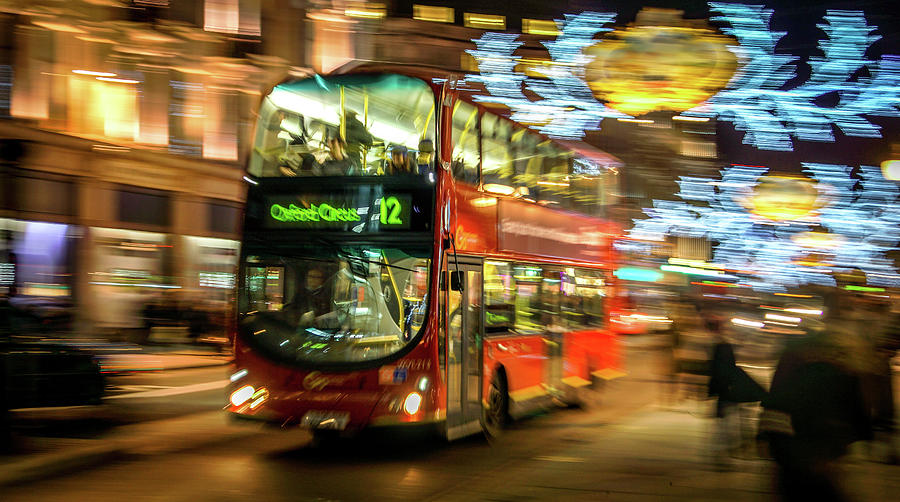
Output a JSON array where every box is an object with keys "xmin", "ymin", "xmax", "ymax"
[
  {"xmin": 707, "ymin": 316, "xmax": 766, "ymax": 468},
  {"xmin": 758, "ymin": 291, "xmax": 872, "ymax": 501},
  {"xmin": 864, "ymin": 307, "xmax": 900, "ymax": 464}
]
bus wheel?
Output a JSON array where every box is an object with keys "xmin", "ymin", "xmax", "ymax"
[{"xmin": 483, "ymin": 370, "xmax": 509, "ymax": 438}]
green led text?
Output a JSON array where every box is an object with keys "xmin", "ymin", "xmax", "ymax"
[{"xmin": 270, "ymin": 203, "xmax": 361, "ymax": 223}]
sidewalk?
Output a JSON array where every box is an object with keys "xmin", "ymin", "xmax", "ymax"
[
  {"xmin": 439, "ymin": 399, "xmax": 900, "ymax": 501},
  {"xmin": 3, "ymin": 340, "xmax": 897, "ymax": 497},
  {"xmin": 0, "ymin": 410, "xmax": 268, "ymax": 487}
]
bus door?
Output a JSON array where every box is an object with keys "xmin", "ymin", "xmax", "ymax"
[
  {"xmin": 540, "ymin": 267, "xmax": 565, "ymax": 399},
  {"xmin": 445, "ymin": 261, "xmax": 483, "ymax": 439},
  {"xmin": 544, "ymin": 328, "xmax": 564, "ymax": 398}
]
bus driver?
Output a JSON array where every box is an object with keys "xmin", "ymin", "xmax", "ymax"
[{"xmin": 282, "ymin": 266, "xmax": 333, "ymax": 327}]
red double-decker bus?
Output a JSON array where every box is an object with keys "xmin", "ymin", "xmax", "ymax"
[{"xmin": 227, "ymin": 68, "xmax": 624, "ymax": 439}]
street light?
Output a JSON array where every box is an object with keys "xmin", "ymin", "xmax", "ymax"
[{"xmin": 881, "ymin": 159, "xmax": 900, "ymax": 180}]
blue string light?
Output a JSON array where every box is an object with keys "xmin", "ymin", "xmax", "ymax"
[
  {"xmin": 465, "ymin": 12, "xmax": 627, "ymax": 139},
  {"xmin": 466, "ymin": 4, "xmax": 900, "ymax": 150},
  {"xmin": 694, "ymin": 4, "xmax": 900, "ymax": 151},
  {"xmin": 628, "ymin": 163, "xmax": 900, "ymax": 291}
]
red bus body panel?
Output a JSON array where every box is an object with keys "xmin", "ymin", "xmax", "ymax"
[{"xmin": 230, "ymin": 335, "xmax": 442, "ymax": 430}]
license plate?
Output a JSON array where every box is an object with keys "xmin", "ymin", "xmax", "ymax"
[{"xmin": 301, "ymin": 410, "xmax": 350, "ymax": 430}]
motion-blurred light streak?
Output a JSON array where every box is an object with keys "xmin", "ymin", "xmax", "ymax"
[
  {"xmin": 466, "ymin": 4, "xmax": 900, "ymax": 150},
  {"xmin": 696, "ymin": 4, "xmax": 900, "ymax": 150},
  {"xmin": 465, "ymin": 12, "xmax": 627, "ymax": 139},
  {"xmin": 629, "ymin": 163, "xmax": 900, "ymax": 291}
]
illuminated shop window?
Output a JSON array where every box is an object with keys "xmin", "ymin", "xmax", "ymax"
[
  {"xmin": 679, "ymin": 140, "xmax": 717, "ymax": 158},
  {"xmin": 102, "ymin": 79, "xmax": 139, "ymax": 140},
  {"xmin": 345, "ymin": 3, "xmax": 386, "ymax": 19},
  {"xmin": 204, "ymin": 0, "xmax": 261, "ymax": 36},
  {"xmin": 522, "ymin": 19, "xmax": 559, "ymax": 36},
  {"xmin": 463, "ymin": 13, "xmax": 505, "ymax": 30},
  {"xmin": 413, "ymin": 5, "xmax": 454, "ymax": 23},
  {"xmin": 203, "ymin": 86, "xmax": 239, "ymax": 161},
  {"xmin": 169, "ymin": 79, "xmax": 204, "ymax": 157}
]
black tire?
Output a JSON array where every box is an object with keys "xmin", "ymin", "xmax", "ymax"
[{"xmin": 483, "ymin": 370, "xmax": 509, "ymax": 438}]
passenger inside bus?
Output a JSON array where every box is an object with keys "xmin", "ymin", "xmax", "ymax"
[
  {"xmin": 321, "ymin": 135, "xmax": 354, "ymax": 175},
  {"xmin": 281, "ymin": 261, "xmax": 366, "ymax": 331},
  {"xmin": 385, "ymin": 144, "xmax": 416, "ymax": 175},
  {"xmin": 257, "ymin": 111, "xmax": 431, "ymax": 179},
  {"xmin": 416, "ymin": 139, "xmax": 434, "ymax": 178},
  {"xmin": 342, "ymin": 110, "xmax": 374, "ymax": 160}
]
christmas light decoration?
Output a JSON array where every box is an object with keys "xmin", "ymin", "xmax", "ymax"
[
  {"xmin": 466, "ymin": 4, "xmax": 900, "ymax": 150},
  {"xmin": 696, "ymin": 4, "xmax": 900, "ymax": 151},
  {"xmin": 465, "ymin": 12, "xmax": 628, "ymax": 139},
  {"xmin": 628, "ymin": 163, "xmax": 900, "ymax": 291}
]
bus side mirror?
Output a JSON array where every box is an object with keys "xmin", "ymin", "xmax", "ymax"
[{"xmin": 440, "ymin": 270, "xmax": 463, "ymax": 292}]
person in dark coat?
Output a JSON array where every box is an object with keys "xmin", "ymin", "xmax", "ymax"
[
  {"xmin": 707, "ymin": 316, "xmax": 766, "ymax": 468},
  {"xmin": 759, "ymin": 291, "xmax": 872, "ymax": 502},
  {"xmin": 321, "ymin": 136, "xmax": 354, "ymax": 175},
  {"xmin": 384, "ymin": 145, "xmax": 416, "ymax": 175},
  {"xmin": 861, "ymin": 307, "xmax": 900, "ymax": 464}
]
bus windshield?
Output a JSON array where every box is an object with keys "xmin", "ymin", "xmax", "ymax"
[
  {"xmin": 237, "ymin": 244, "xmax": 431, "ymax": 365},
  {"xmin": 248, "ymin": 74, "xmax": 436, "ymax": 179}
]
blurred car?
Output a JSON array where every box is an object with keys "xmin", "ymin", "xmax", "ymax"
[
  {"xmin": 1, "ymin": 339, "xmax": 105, "ymax": 409},
  {"xmin": 2, "ymin": 298, "xmax": 104, "ymax": 410}
]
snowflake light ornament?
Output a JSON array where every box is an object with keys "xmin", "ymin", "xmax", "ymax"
[
  {"xmin": 694, "ymin": 4, "xmax": 900, "ymax": 151},
  {"xmin": 465, "ymin": 3, "xmax": 900, "ymax": 151},
  {"xmin": 628, "ymin": 164, "xmax": 900, "ymax": 291},
  {"xmin": 465, "ymin": 12, "xmax": 628, "ymax": 139}
]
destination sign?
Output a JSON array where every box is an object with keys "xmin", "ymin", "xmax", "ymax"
[{"xmin": 263, "ymin": 194, "xmax": 413, "ymax": 230}]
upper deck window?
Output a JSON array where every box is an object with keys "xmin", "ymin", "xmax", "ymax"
[{"xmin": 249, "ymin": 74, "xmax": 436, "ymax": 179}]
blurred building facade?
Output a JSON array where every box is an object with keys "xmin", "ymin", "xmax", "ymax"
[
  {"xmin": 0, "ymin": 0, "xmax": 305, "ymax": 335},
  {"xmin": 0, "ymin": 0, "xmax": 697, "ymax": 336}
]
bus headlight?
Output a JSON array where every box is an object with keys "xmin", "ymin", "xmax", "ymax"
[
  {"xmin": 230, "ymin": 385, "xmax": 255, "ymax": 407},
  {"xmin": 403, "ymin": 392, "xmax": 422, "ymax": 415}
]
